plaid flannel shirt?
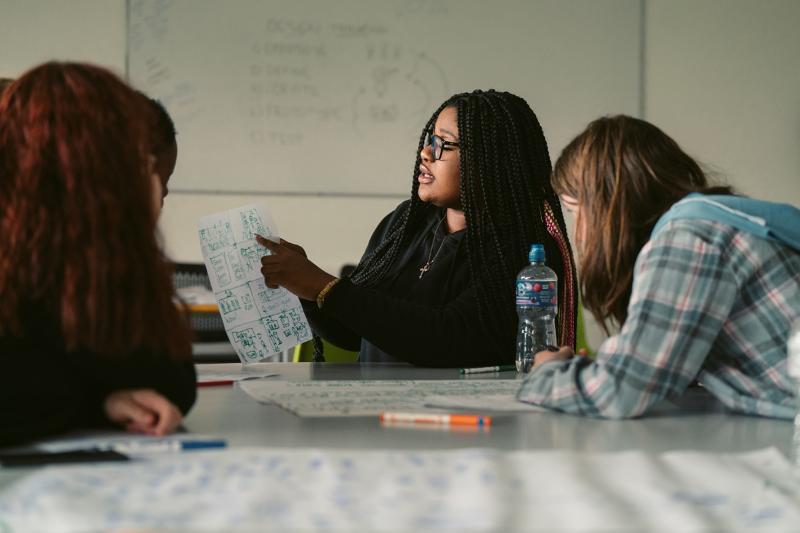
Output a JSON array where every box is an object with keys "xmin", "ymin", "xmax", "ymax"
[{"xmin": 517, "ymin": 219, "xmax": 800, "ymax": 419}]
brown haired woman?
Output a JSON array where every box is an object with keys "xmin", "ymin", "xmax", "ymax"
[
  {"xmin": 0, "ymin": 62, "xmax": 196, "ymax": 445},
  {"xmin": 518, "ymin": 115, "xmax": 800, "ymax": 419}
]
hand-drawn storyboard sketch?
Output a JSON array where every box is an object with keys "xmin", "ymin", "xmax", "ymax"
[{"xmin": 198, "ymin": 204, "xmax": 312, "ymax": 363}]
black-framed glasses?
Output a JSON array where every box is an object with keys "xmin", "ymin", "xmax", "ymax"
[{"xmin": 424, "ymin": 132, "xmax": 460, "ymax": 160}]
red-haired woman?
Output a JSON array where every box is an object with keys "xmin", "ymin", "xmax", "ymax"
[{"xmin": 0, "ymin": 62, "xmax": 196, "ymax": 445}]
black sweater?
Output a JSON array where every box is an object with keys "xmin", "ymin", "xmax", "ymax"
[
  {"xmin": 0, "ymin": 320, "xmax": 196, "ymax": 446},
  {"xmin": 302, "ymin": 201, "xmax": 516, "ymax": 367}
]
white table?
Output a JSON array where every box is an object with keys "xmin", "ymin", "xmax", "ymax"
[
  {"xmin": 187, "ymin": 362, "xmax": 794, "ymax": 455},
  {"xmin": 1, "ymin": 362, "xmax": 796, "ymax": 532}
]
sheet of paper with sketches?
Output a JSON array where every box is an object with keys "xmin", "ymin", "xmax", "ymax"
[
  {"xmin": 2, "ymin": 447, "xmax": 798, "ymax": 532},
  {"xmin": 198, "ymin": 203, "xmax": 312, "ymax": 363},
  {"xmin": 195, "ymin": 362, "xmax": 277, "ymax": 383},
  {"xmin": 239, "ymin": 379, "xmax": 523, "ymax": 416},
  {"xmin": 196, "ymin": 371, "xmax": 276, "ymax": 384}
]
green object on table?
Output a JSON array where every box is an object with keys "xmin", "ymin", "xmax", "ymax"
[{"xmin": 293, "ymin": 338, "xmax": 358, "ymax": 363}]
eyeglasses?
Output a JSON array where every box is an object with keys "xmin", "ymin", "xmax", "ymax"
[{"xmin": 424, "ymin": 132, "xmax": 460, "ymax": 160}]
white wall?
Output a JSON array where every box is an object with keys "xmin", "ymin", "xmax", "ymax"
[
  {"xmin": 159, "ymin": 194, "xmax": 398, "ymax": 275},
  {"xmin": 646, "ymin": 0, "xmax": 800, "ymax": 203},
  {"xmin": 0, "ymin": 0, "xmax": 399, "ymax": 275},
  {"xmin": 3, "ymin": 0, "xmax": 799, "ymax": 350},
  {"xmin": 0, "ymin": 0, "xmax": 125, "ymax": 77}
]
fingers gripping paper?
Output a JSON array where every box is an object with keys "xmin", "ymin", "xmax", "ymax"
[{"xmin": 198, "ymin": 203, "xmax": 312, "ymax": 362}]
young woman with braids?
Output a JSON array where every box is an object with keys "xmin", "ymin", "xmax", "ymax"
[
  {"xmin": 257, "ymin": 90, "xmax": 577, "ymax": 367},
  {"xmin": 518, "ymin": 115, "xmax": 800, "ymax": 418},
  {"xmin": 0, "ymin": 62, "xmax": 196, "ymax": 445}
]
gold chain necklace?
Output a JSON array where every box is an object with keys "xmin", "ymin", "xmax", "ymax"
[{"xmin": 418, "ymin": 215, "xmax": 447, "ymax": 279}]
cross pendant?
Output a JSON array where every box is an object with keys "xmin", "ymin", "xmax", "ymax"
[{"xmin": 418, "ymin": 262, "xmax": 431, "ymax": 279}]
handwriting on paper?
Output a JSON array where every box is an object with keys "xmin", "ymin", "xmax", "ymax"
[
  {"xmin": 239, "ymin": 379, "xmax": 525, "ymax": 416},
  {"xmin": 1, "ymin": 447, "xmax": 798, "ymax": 531},
  {"xmin": 198, "ymin": 204, "xmax": 312, "ymax": 363}
]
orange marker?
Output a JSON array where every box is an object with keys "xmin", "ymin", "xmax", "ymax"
[
  {"xmin": 379, "ymin": 412, "xmax": 492, "ymax": 427},
  {"xmin": 380, "ymin": 420, "xmax": 488, "ymax": 434}
]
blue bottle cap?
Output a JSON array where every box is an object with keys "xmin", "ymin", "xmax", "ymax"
[{"xmin": 529, "ymin": 243, "xmax": 545, "ymax": 263}]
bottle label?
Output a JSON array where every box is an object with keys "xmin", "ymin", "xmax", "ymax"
[{"xmin": 516, "ymin": 280, "xmax": 557, "ymax": 307}]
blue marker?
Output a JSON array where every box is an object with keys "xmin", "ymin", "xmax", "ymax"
[
  {"xmin": 175, "ymin": 439, "xmax": 227, "ymax": 451},
  {"xmin": 99, "ymin": 438, "xmax": 227, "ymax": 454}
]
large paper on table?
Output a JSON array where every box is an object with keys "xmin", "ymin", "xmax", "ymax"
[
  {"xmin": 198, "ymin": 203, "xmax": 312, "ymax": 363},
  {"xmin": 1, "ymin": 447, "xmax": 798, "ymax": 532},
  {"xmin": 239, "ymin": 379, "xmax": 531, "ymax": 416}
]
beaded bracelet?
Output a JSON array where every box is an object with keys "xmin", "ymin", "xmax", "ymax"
[{"xmin": 316, "ymin": 278, "xmax": 341, "ymax": 309}]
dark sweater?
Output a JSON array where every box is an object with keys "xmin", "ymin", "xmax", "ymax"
[
  {"xmin": 302, "ymin": 201, "xmax": 516, "ymax": 367},
  {"xmin": 0, "ymin": 319, "xmax": 196, "ymax": 446}
]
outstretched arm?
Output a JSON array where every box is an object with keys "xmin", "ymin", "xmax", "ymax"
[
  {"xmin": 255, "ymin": 235, "xmax": 362, "ymax": 350},
  {"xmin": 517, "ymin": 225, "xmax": 737, "ymax": 418}
]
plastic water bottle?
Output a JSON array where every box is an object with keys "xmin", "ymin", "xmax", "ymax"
[
  {"xmin": 788, "ymin": 319, "xmax": 800, "ymax": 468},
  {"xmin": 516, "ymin": 243, "xmax": 558, "ymax": 373}
]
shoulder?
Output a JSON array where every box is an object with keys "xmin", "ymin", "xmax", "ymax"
[
  {"xmin": 358, "ymin": 200, "xmax": 412, "ymax": 259},
  {"xmin": 639, "ymin": 219, "xmax": 782, "ymax": 286},
  {"xmin": 648, "ymin": 219, "xmax": 735, "ymax": 251},
  {"xmin": 375, "ymin": 199, "xmax": 413, "ymax": 234},
  {"xmin": 640, "ymin": 219, "xmax": 739, "ymax": 266},
  {"xmin": 364, "ymin": 200, "xmax": 408, "ymax": 246},
  {"xmin": 630, "ymin": 221, "xmax": 731, "ymax": 289},
  {"xmin": 368, "ymin": 199, "xmax": 435, "ymax": 245},
  {"xmin": 647, "ymin": 218, "xmax": 787, "ymax": 263}
]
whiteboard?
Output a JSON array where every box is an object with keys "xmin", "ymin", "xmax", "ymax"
[{"xmin": 128, "ymin": 0, "xmax": 641, "ymax": 196}]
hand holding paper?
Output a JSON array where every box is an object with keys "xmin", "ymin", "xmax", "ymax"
[
  {"xmin": 198, "ymin": 204, "xmax": 313, "ymax": 363},
  {"xmin": 256, "ymin": 236, "xmax": 336, "ymax": 300}
]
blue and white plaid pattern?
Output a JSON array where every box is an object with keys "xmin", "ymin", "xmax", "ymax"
[{"xmin": 517, "ymin": 220, "xmax": 800, "ymax": 419}]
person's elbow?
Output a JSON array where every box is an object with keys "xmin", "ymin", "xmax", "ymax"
[
  {"xmin": 591, "ymin": 392, "xmax": 651, "ymax": 419},
  {"xmin": 169, "ymin": 363, "xmax": 198, "ymax": 416},
  {"xmin": 177, "ymin": 384, "xmax": 197, "ymax": 416}
]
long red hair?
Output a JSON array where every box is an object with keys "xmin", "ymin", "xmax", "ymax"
[{"xmin": 0, "ymin": 62, "xmax": 191, "ymax": 359}]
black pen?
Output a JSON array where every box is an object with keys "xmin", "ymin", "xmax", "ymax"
[{"xmin": 0, "ymin": 449, "xmax": 129, "ymax": 468}]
